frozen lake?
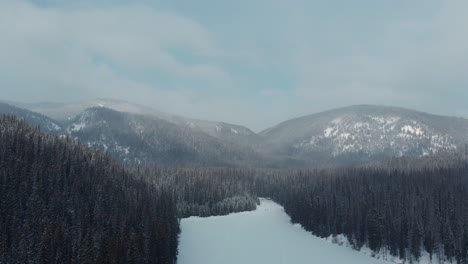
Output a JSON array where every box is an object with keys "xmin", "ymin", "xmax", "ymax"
[{"xmin": 178, "ymin": 198, "xmax": 389, "ymax": 264}]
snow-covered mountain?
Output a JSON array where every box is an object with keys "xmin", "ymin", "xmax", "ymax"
[
  {"xmin": 260, "ymin": 105, "xmax": 468, "ymax": 166},
  {"xmin": 15, "ymin": 98, "xmax": 161, "ymax": 121},
  {"xmin": 6, "ymin": 101, "xmax": 468, "ymax": 167},
  {"xmin": 64, "ymin": 107, "xmax": 261, "ymax": 167},
  {"xmin": 4, "ymin": 100, "xmax": 261, "ymax": 166},
  {"xmin": 0, "ymin": 102, "xmax": 62, "ymax": 133},
  {"xmin": 18, "ymin": 98, "xmax": 259, "ymax": 147}
]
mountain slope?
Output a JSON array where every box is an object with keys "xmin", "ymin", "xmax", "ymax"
[
  {"xmin": 0, "ymin": 102, "xmax": 62, "ymax": 133},
  {"xmin": 17, "ymin": 98, "xmax": 260, "ymax": 148},
  {"xmin": 168, "ymin": 116, "xmax": 261, "ymax": 150},
  {"xmin": 0, "ymin": 115, "xmax": 179, "ymax": 263},
  {"xmin": 64, "ymin": 107, "xmax": 260, "ymax": 167},
  {"xmin": 13, "ymin": 98, "xmax": 161, "ymax": 121},
  {"xmin": 8, "ymin": 101, "xmax": 468, "ymax": 168},
  {"xmin": 260, "ymin": 105, "xmax": 468, "ymax": 166}
]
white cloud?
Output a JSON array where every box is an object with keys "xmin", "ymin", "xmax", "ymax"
[
  {"xmin": 286, "ymin": 0, "xmax": 468, "ymax": 118},
  {"xmin": 1, "ymin": 0, "xmax": 468, "ymax": 131},
  {"xmin": 0, "ymin": 0, "xmax": 230, "ymax": 101}
]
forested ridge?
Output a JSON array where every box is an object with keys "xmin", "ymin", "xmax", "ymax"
[
  {"xmin": 2, "ymin": 115, "xmax": 468, "ymax": 263},
  {"xmin": 150, "ymin": 161, "xmax": 468, "ymax": 263},
  {"xmin": 261, "ymin": 165, "xmax": 468, "ymax": 263},
  {"xmin": 0, "ymin": 116, "xmax": 179, "ymax": 264},
  {"xmin": 133, "ymin": 167, "xmax": 259, "ymax": 218}
]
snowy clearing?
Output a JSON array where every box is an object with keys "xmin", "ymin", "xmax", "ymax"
[{"xmin": 178, "ymin": 198, "xmax": 390, "ymax": 264}]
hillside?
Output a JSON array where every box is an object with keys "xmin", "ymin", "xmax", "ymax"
[
  {"xmin": 64, "ymin": 107, "xmax": 261, "ymax": 167},
  {"xmin": 0, "ymin": 116, "xmax": 179, "ymax": 264},
  {"xmin": 17, "ymin": 99, "xmax": 260, "ymax": 148},
  {"xmin": 8, "ymin": 101, "xmax": 468, "ymax": 168},
  {"xmin": 0, "ymin": 102, "xmax": 62, "ymax": 133},
  {"xmin": 260, "ymin": 105, "xmax": 468, "ymax": 166}
]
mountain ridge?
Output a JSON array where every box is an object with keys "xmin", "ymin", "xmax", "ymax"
[
  {"xmin": 0, "ymin": 102, "xmax": 62, "ymax": 133},
  {"xmin": 260, "ymin": 104, "xmax": 468, "ymax": 135},
  {"xmin": 62, "ymin": 106, "xmax": 262, "ymax": 167},
  {"xmin": 14, "ymin": 98, "xmax": 259, "ymax": 147},
  {"xmin": 6, "ymin": 100, "xmax": 468, "ymax": 167},
  {"xmin": 260, "ymin": 104, "xmax": 468, "ymax": 166}
]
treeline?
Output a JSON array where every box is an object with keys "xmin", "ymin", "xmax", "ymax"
[
  {"xmin": 3, "ymin": 114, "xmax": 468, "ymax": 263},
  {"xmin": 248, "ymin": 156, "xmax": 468, "ymax": 263},
  {"xmin": 0, "ymin": 116, "xmax": 179, "ymax": 264},
  {"xmin": 137, "ymin": 159, "xmax": 468, "ymax": 263},
  {"xmin": 132, "ymin": 166, "xmax": 259, "ymax": 218},
  {"xmin": 257, "ymin": 166, "xmax": 468, "ymax": 263}
]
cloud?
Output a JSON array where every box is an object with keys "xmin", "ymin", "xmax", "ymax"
[
  {"xmin": 1, "ymin": 0, "xmax": 468, "ymax": 131},
  {"xmin": 284, "ymin": 0, "xmax": 468, "ymax": 118},
  {"xmin": 0, "ymin": 0, "xmax": 230, "ymax": 101}
]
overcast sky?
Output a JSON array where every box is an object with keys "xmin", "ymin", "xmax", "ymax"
[{"xmin": 1, "ymin": 0, "xmax": 468, "ymax": 131}]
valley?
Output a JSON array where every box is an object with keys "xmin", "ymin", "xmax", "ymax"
[
  {"xmin": 179, "ymin": 198, "xmax": 390, "ymax": 264},
  {"xmin": 1, "ymin": 101, "xmax": 468, "ymax": 263},
  {"xmin": 2, "ymin": 2, "xmax": 467, "ymax": 263}
]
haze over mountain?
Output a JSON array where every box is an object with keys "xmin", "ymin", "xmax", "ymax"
[
  {"xmin": 3, "ymin": 0, "xmax": 468, "ymax": 132},
  {"xmin": 16, "ymin": 98, "xmax": 260, "ymax": 148},
  {"xmin": 4, "ymin": 100, "xmax": 468, "ymax": 167},
  {"xmin": 0, "ymin": 102, "xmax": 62, "ymax": 133},
  {"xmin": 64, "ymin": 106, "xmax": 261, "ymax": 167},
  {"xmin": 14, "ymin": 99, "xmax": 162, "ymax": 121}
]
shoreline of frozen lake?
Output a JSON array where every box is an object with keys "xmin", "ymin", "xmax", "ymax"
[{"xmin": 178, "ymin": 198, "xmax": 389, "ymax": 264}]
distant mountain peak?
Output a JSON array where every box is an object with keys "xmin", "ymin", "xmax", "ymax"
[
  {"xmin": 261, "ymin": 105, "xmax": 468, "ymax": 166},
  {"xmin": 6, "ymin": 101, "xmax": 468, "ymax": 168},
  {"xmin": 0, "ymin": 102, "xmax": 62, "ymax": 133}
]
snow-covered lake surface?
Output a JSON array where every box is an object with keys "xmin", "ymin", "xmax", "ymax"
[{"xmin": 178, "ymin": 198, "xmax": 389, "ymax": 264}]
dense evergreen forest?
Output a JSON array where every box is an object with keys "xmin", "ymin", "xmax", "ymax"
[
  {"xmin": 132, "ymin": 167, "xmax": 259, "ymax": 218},
  {"xmin": 146, "ymin": 161, "xmax": 468, "ymax": 263},
  {"xmin": 260, "ymin": 166, "xmax": 468, "ymax": 263},
  {"xmin": 2, "ymin": 115, "xmax": 468, "ymax": 263},
  {"xmin": 0, "ymin": 116, "xmax": 179, "ymax": 264}
]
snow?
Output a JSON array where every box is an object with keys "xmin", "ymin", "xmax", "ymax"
[
  {"xmin": 178, "ymin": 198, "xmax": 390, "ymax": 264},
  {"xmin": 339, "ymin": 132, "xmax": 351, "ymax": 139},
  {"xmin": 429, "ymin": 134, "xmax": 457, "ymax": 153},
  {"xmin": 400, "ymin": 125, "xmax": 424, "ymax": 136},
  {"xmin": 331, "ymin": 117, "xmax": 342, "ymax": 124},
  {"xmin": 353, "ymin": 122, "xmax": 368, "ymax": 129},
  {"xmin": 323, "ymin": 235, "xmax": 451, "ymax": 264},
  {"xmin": 69, "ymin": 121, "xmax": 87, "ymax": 132},
  {"xmin": 230, "ymin": 128, "xmax": 239, "ymax": 134},
  {"xmin": 115, "ymin": 145, "xmax": 130, "ymax": 155},
  {"xmin": 49, "ymin": 122, "xmax": 61, "ymax": 131},
  {"xmin": 298, "ymin": 116, "xmax": 456, "ymax": 158},
  {"xmin": 324, "ymin": 127, "xmax": 334, "ymax": 137},
  {"xmin": 368, "ymin": 116, "xmax": 400, "ymax": 125}
]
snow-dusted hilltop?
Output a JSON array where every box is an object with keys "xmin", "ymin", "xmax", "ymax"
[
  {"xmin": 7, "ymin": 101, "xmax": 468, "ymax": 167},
  {"xmin": 17, "ymin": 98, "xmax": 259, "ymax": 147},
  {"xmin": 63, "ymin": 107, "xmax": 261, "ymax": 167},
  {"xmin": 14, "ymin": 98, "xmax": 161, "ymax": 121},
  {"xmin": 261, "ymin": 105, "xmax": 468, "ymax": 166},
  {"xmin": 13, "ymin": 99, "xmax": 262, "ymax": 166}
]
